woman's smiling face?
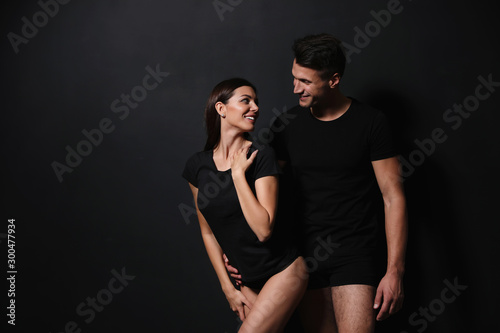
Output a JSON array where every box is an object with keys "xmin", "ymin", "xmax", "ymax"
[{"xmin": 218, "ymin": 86, "xmax": 259, "ymax": 132}]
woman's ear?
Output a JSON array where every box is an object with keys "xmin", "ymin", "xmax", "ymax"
[{"xmin": 215, "ymin": 101, "xmax": 226, "ymax": 117}]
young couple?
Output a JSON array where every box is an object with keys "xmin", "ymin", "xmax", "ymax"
[{"xmin": 182, "ymin": 33, "xmax": 407, "ymax": 333}]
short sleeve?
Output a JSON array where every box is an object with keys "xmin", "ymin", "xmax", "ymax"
[
  {"xmin": 270, "ymin": 115, "xmax": 290, "ymax": 162},
  {"xmin": 252, "ymin": 145, "xmax": 281, "ymax": 180},
  {"xmin": 182, "ymin": 154, "xmax": 200, "ymax": 187},
  {"xmin": 370, "ymin": 112, "xmax": 397, "ymax": 161}
]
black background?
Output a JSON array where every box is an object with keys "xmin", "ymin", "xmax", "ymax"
[{"xmin": 2, "ymin": 0, "xmax": 499, "ymax": 332}]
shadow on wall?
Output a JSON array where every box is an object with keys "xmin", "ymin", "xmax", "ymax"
[{"xmin": 365, "ymin": 90, "xmax": 470, "ymax": 333}]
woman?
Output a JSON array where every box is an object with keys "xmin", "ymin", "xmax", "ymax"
[{"xmin": 182, "ymin": 78, "xmax": 307, "ymax": 332}]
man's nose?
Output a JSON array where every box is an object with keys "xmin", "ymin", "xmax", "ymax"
[{"xmin": 293, "ymin": 79, "xmax": 302, "ymax": 94}]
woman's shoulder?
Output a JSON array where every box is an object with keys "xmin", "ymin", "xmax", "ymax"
[
  {"xmin": 184, "ymin": 150, "xmax": 212, "ymax": 168},
  {"xmin": 250, "ymin": 143, "xmax": 276, "ymax": 159},
  {"xmin": 182, "ymin": 150, "xmax": 213, "ymax": 185},
  {"xmin": 249, "ymin": 142, "xmax": 280, "ymax": 178}
]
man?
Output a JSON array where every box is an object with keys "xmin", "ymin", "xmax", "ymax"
[{"xmin": 228, "ymin": 33, "xmax": 407, "ymax": 332}]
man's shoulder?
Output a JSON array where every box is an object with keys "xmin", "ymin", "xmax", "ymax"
[
  {"xmin": 349, "ymin": 98, "xmax": 387, "ymax": 121},
  {"xmin": 349, "ymin": 97, "xmax": 383, "ymax": 115}
]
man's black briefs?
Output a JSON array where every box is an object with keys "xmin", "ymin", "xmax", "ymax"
[{"xmin": 307, "ymin": 254, "xmax": 379, "ymax": 289}]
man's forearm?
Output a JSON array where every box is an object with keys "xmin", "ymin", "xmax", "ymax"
[{"xmin": 384, "ymin": 194, "xmax": 408, "ymax": 274}]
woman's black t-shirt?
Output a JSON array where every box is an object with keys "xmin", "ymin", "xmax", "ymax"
[{"xmin": 182, "ymin": 144, "xmax": 298, "ymax": 284}]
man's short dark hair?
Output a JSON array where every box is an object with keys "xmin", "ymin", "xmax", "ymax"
[{"xmin": 292, "ymin": 33, "xmax": 346, "ymax": 80}]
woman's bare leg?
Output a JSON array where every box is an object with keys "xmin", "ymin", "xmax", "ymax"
[
  {"xmin": 238, "ymin": 257, "xmax": 308, "ymax": 333},
  {"xmin": 240, "ymin": 285, "xmax": 259, "ymax": 318}
]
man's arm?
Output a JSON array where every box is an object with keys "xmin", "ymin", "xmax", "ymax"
[{"xmin": 371, "ymin": 156, "xmax": 408, "ymax": 321}]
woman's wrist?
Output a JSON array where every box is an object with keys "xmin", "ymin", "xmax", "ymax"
[
  {"xmin": 231, "ymin": 170, "xmax": 245, "ymax": 180},
  {"xmin": 221, "ymin": 283, "xmax": 237, "ymax": 295}
]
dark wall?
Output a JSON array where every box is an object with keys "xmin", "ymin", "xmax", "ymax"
[{"xmin": 2, "ymin": 0, "xmax": 499, "ymax": 332}]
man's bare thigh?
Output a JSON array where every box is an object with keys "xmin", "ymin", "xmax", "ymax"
[{"xmin": 331, "ymin": 284, "xmax": 376, "ymax": 333}]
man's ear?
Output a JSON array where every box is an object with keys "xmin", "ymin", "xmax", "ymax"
[{"xmin": 329, "ymin": 73, "xmax": 341, "ymax": 89}]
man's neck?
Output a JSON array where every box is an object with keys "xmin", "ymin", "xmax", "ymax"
[{"xmin": 310, "ymin": 91, "xmax": 351, "ymax": 121}]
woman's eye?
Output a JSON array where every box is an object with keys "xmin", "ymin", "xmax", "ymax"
[{"xmin": 241, "ymin": 98, "xmax": 249, "ymax": 103}]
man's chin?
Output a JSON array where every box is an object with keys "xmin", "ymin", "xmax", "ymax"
[{"xmin": 299, "ymin": 100, "xmax": 311, "ymax": 108}]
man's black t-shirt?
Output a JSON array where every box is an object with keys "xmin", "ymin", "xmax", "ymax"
[
  {"xmin": 270, "ymin": 99, "xmax": 396, "ymax": 263},
  {"xmin": 182, "ymin": 144, "xmax": 298, "ymax": 283}
]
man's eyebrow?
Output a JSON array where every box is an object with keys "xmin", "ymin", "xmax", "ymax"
[{"xmin": 292, "ymin": 73, "xmax": 309, "ymax": 81}]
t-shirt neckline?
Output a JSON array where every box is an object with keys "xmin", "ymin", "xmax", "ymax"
[
  {"xmin": 209, "ymin": 142, "xmax": 256, "ymax": 173},
  {"xmin": 210, "ymin": 150, "xmax": 231, "ymax": 173},
  {"xmin": 308, "ymin": 98, "xmax": 355, "ymax": 123}
]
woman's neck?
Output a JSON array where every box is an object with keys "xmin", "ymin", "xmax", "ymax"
[{"xmin": 215, "ymin": 133, "xmax": 249, "ymax": 158}]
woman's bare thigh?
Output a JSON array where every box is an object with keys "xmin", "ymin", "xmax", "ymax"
[{"xmin": 239, "ymin": 257, "xmax": 308, "ymax": 333}]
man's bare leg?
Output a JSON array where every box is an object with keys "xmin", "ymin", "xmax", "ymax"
[
  {"xmin": 331, "ymin": 284, "xmax": 376, "ymax": 333},
  {"xmin": 298, "ymin": 288, "xmax": 337, "ymax": 333}
]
